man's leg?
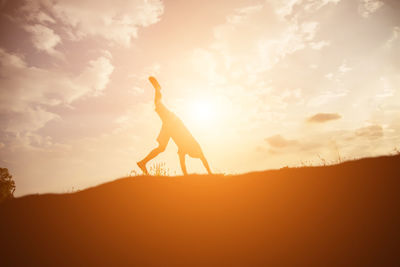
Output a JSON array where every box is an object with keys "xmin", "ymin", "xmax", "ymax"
[
  {"xmin": 137, "ymin": 145, "xmax": 166, "ymax": 175},
  {"xmin": 138, "ymin": 122, "xmax": 170, "ymax": 175},
  {"xmin": 200, "ymin": 155, "xmax": 212, "ymax": 175},
  {"xmin": 178, "ymin": 152, "xmax": 188, "ymax": 175}
]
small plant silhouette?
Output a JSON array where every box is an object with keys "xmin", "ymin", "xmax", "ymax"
[
  {"xmin": 149, "ymin": 162, "xmax": 170, "ymax": 176},
  {"xmin": 317, "ymin": 154, "xmax": 327, "ymax": 166},
  {"xmin": 128, "ymin": 169, "xmax": 140, "ymax": 177},
  {"xmin": 129, "ymin": 162, "xmax": 170, "ymax": 177}
]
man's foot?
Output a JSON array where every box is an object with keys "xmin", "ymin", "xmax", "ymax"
[{"xmin": 137, "ymin": 161, "xmax": 149, "ymax": 175}]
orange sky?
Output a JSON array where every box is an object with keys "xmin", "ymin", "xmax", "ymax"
[{"xmin": 1, "ymin": 0, "xmax": 400, "ymax": 196}]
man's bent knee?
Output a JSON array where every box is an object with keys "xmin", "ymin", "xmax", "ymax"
[{"xmin": 156, "ymin": 144, "xmax": 167, "ymax": 153}]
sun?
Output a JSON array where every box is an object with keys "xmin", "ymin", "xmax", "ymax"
[
  {"xmin": 186, "ymin": 98, "xmax": 218, "ymax": 128},
  {"xmin": 192, "ymin": 100, "xmax": 212, "ymax": 121}
]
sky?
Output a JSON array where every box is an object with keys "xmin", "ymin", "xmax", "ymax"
[{"xmin": 0, "ymin": 0, "xmax": 399, "ymax": 196}]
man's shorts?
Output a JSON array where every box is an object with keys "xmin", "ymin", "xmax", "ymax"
[{"xmin": 156, "ymin": 122, "xmax": 203, "ymax": 158}]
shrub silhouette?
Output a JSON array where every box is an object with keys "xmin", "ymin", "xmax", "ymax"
[
  {"xmin": 129, "ymin": 162, "xmax": 170, "ymax": 177},
  {"xmin": 149, "ymin": 162, "xmax": 170, "ymax": 176},
  {"xmin": 0, "ymin": 168, "xmax": 15, "ymax": 203}
]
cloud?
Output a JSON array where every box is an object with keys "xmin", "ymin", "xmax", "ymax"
[
  {"xmin": 4, "ymin": 107, "xmax": 60, "ymax": 133},
  {"xmin": 338, "ymin": 61, "xmax": 352, "ymax": 73},
  {"xmin": 264, "ymin": 134, "xmax": 322, "ymax": 155},
  {"xmin": 35, "ymin": 11, "xmax": 56, "ymax": 24},
  {"xmin": 307, "ymin": 113, "xmax": 341, "ymax": 123},
  {"xmin": 358, "ymin": 0, "xmax": 384, "ymax": 18},
  {"xmin": 19, "ymin": 0, "xmax": 164, "ymax": 46},
  {"xmin": 210, "ymin": 2, "xmax": 319, "ymax": 75},
  {"xmin": 275, "ymin": 0, "xmax": 341, "ymax": 19},
  {"xmin": 355, "ymin": 125, "xmax": 383, "ymax": 139},
  {"xmin": 23, "ymin": 24, "xmax": 62, "ymax": 57},
  {"xmin": 385, "ymin": 26, "xmax": 400, "ymax": 49},
  {"xmin": 310, "ymin": 40, "xmax": 330, "ymax": 50},
  {"xmin": 0, "ymin": 48, "xmax": 114, "ymax": 134},
  {"xmin": 259, "ymin": 124, "xmax": 392, "ymax": 168},
  {"xmin": 265, "ymin": 134, "xmax": 298, "ymax": 148},
  {"xmin": 74, "ymin": 56, "xmax": 114, "ymax": 98}
]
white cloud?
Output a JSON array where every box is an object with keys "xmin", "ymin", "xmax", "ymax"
[
  {"xmin": 36, "ymin": 11, "xmax": 56, "ymax": 24},
  {"xmin": 20, "ymin": 0, "xmax": 164, "ymax": 46},
  {"xmin": 274, "ymin": 0, "xmax": 341, "ymax": 18},
  {"xmin": 338, "ymin": 61, "xmax": 352, "ymax": 73},
  {"xmin": 210, "ymin": 3, "xmax": 317, "ymax": 77},
  {"xmin": 303, "ymin": 0, "xmax": 342, "ymax": 12},
  {"xmin": 385, "ymin": 26, "xmax": 400, "ymax": 49},
  {"xmin": 192, "ymin": 48, "xmax": 226, "ymax": 84},
  {"xmin": 0, "ymin": 48, "xmax": 114, "ymax": 134},
  {"xmin": 23, "ymin": 24, "xmax": 62, "ymax": 56},
  {"xmin": 310, "ymin": 40, "xmax": 330, "ymax": 49},
  {"xmin": 358, "ymin": 0, "xmax": 384, "ymax": 18},
  {"xmin": 74, "ymin": 56, "xmax": 114, "ymax": 98},
  {"xmin": 5, "ymin": 107, "xmax": 60, "ymax": 133},
  {"xmin": 307, "ymin": 90, "xmax": 348, "ymax": 107},
  {"xmin": 274, "ymin": 0, "xmax": 301, "ymax": 18},
  {"xmin": 301, "ymin": 21, "xmax": 319, "ymax": 41},
  {"xmin": 376, "ymin": 76, "xmax": 395, "ymax": 98}
]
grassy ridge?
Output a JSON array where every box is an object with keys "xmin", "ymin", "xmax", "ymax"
[{"xmin": 1, "ymin": 155, "xmax": 399, "ymax": 266}]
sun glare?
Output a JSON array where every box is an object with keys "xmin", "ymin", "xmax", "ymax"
[
  {"xmin": 193, "ymin": 100, "xmax": 212, "ymax": 121},
  {"xmin": 187, "ymin": 99, "xmax": 218, "ymax": 127}
]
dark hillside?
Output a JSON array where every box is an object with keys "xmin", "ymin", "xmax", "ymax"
[{"xmin": 1, "ymin": 155, "xmax": 399, "ymax": 266}]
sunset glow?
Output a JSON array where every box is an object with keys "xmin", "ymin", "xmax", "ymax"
[{"xmin": 187, "ymin": 99, "xmax": 218, "ymax": 127}]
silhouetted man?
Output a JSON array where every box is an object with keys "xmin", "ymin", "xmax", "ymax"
[{"xmin": 137, "ymin": 76, "xmax": 212, "ymax": 175}]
